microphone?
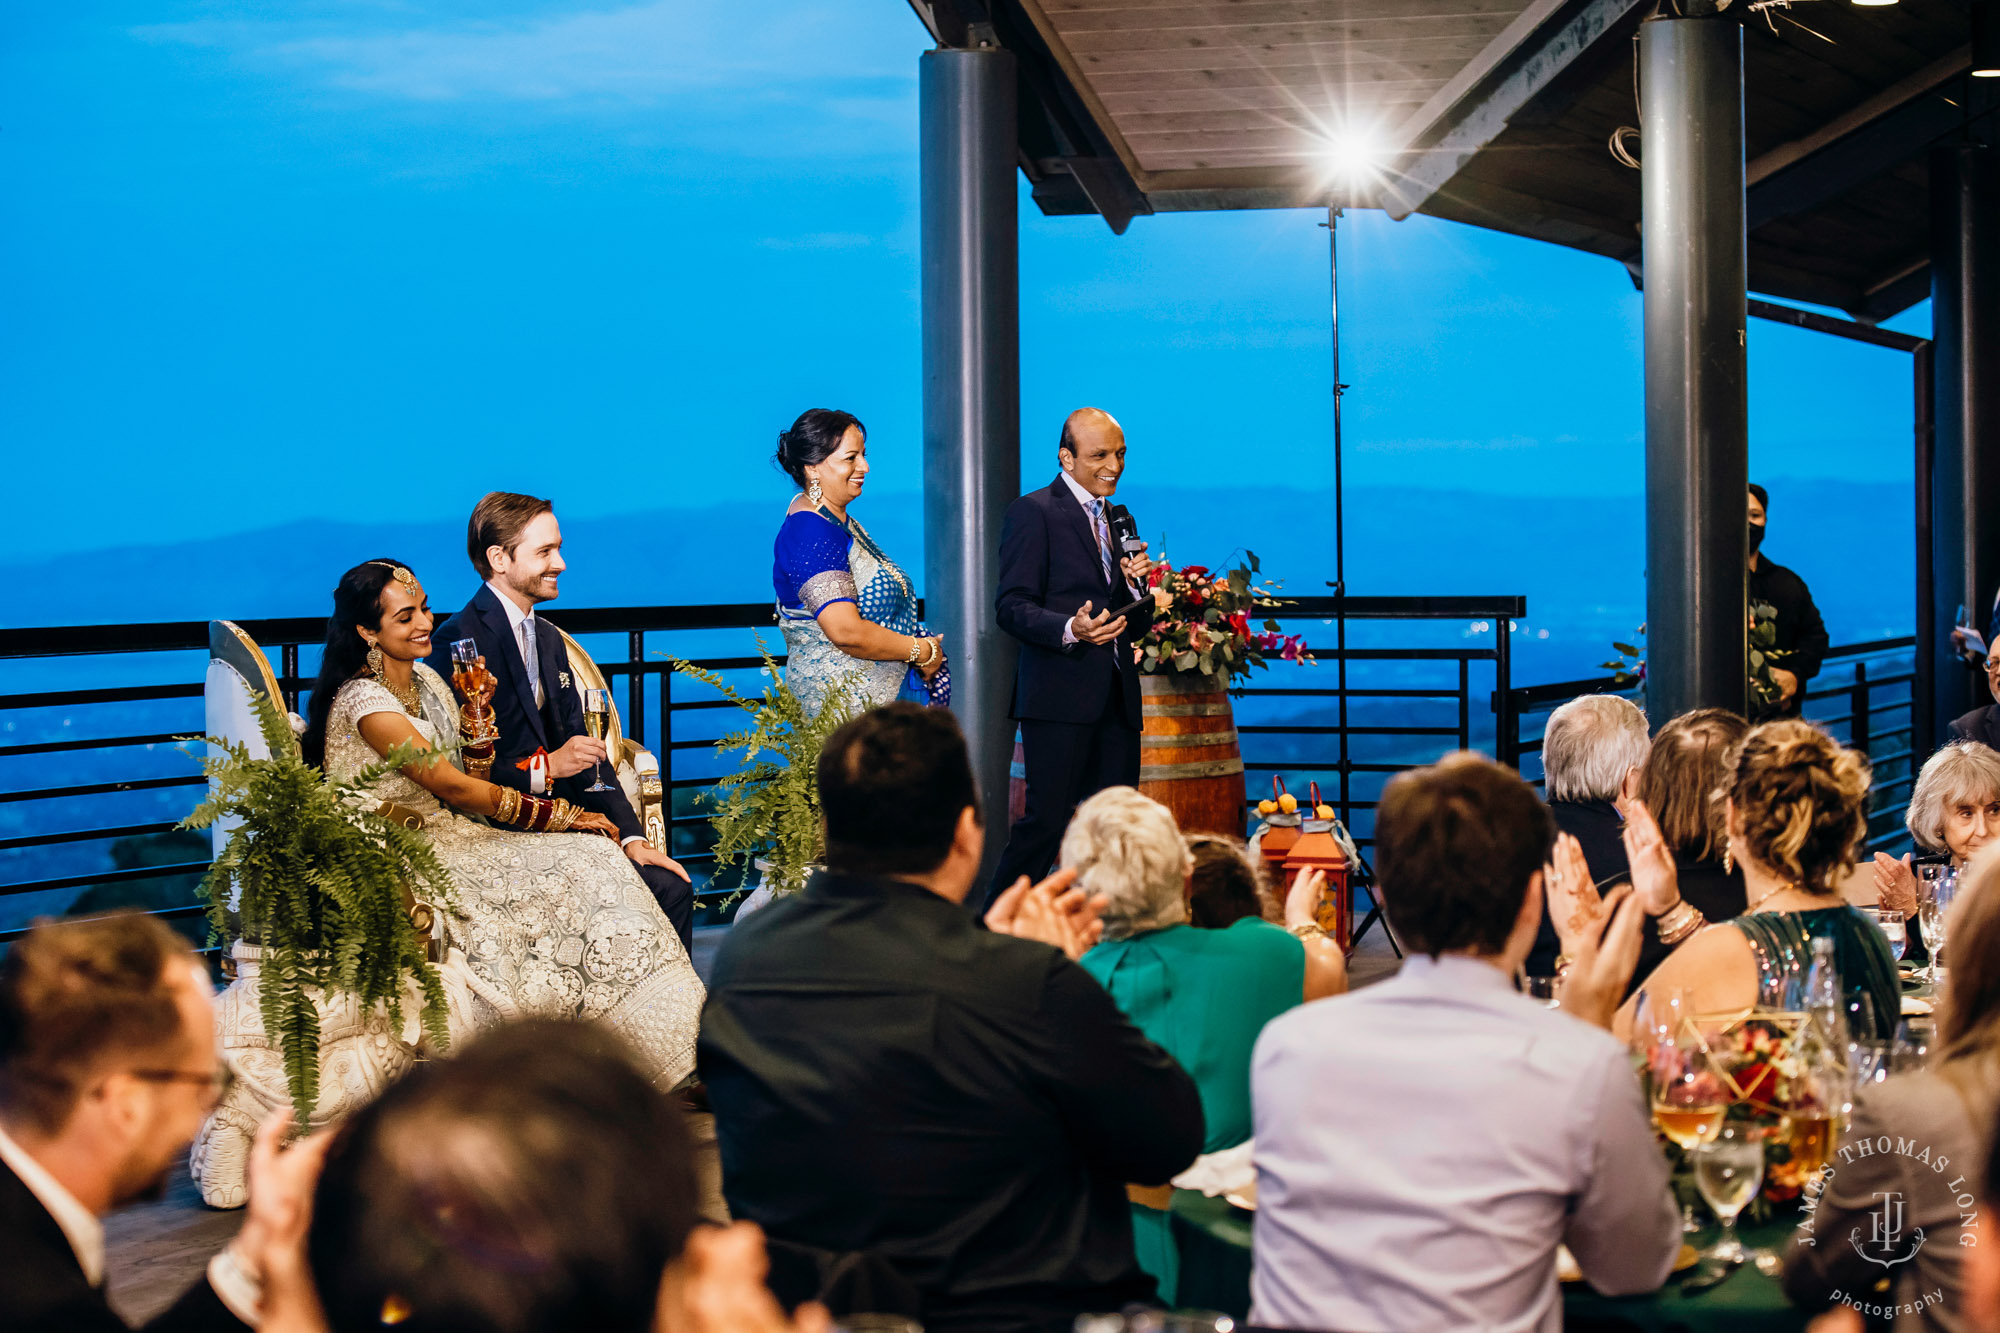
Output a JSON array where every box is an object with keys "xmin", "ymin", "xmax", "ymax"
[{"xmin": 1107, "ymin": 504, "xmax": 1144, "ymax": 556}]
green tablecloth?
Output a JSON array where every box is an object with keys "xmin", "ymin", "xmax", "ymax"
[{"xmin": 1168, "ymin": 1191, "xmax": 1811, "ymax": 1333}]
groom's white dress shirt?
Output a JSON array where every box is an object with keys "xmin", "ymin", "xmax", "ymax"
[{"xmin": 1249, "ymin": 952, "xmax": 1679, "ymax": 1333}]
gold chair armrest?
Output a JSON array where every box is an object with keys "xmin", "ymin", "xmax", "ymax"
[{"xmin": 632, "ymin": 748, "xmax": 668, "ymax": 854}]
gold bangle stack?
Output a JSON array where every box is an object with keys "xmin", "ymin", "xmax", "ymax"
[
  {"xmin": 1656, "ymin": 899, "xmax": 1706, "ymax": 946},
  {"xmin": 1286, "ymin": 922, "xmax": 1329, "ymax": 943},
  {"xmin": 492, "ymin": 788, "xmax": 580, "ymax": 833}
]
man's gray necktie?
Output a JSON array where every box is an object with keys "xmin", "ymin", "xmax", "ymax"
[
  {"xmin": 1088, "ymin": 498, "xmax": 1113, "ymax": 582},
  {"xmin": 519, "ymin": 617, "xmax": 544, "ymax": 709}
]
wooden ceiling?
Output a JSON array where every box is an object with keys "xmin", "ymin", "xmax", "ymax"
[{"xmin": 906, "ymin": 0, "xmax": 1994, "ymax": 319}]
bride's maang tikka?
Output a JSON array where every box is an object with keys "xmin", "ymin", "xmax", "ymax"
[{"xmin": 370, "ymin": 561, "xmax": 424, "ymax": 601}]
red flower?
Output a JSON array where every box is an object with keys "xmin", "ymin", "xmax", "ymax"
[
  {"xmin": 1737, "ymin": 1061, "xmax": 1778, "ymax": 1104},
  {"xmin": 1229, "ymin": 611, "xmax": 1250, "ymax": 637}
]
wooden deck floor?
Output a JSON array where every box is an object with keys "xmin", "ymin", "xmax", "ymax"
[{"xmin": 102, "ymin": 918, "xmax": 1407, "ymax": 1322}]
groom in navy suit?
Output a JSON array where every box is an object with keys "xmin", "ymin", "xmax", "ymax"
[
  {"xmin": 986, "ymin": 408, "xmax": 1157, "ymax": 907},
  {"xmin": 428, "ymin": 492, "xmax": 695, "ymax": 947}
]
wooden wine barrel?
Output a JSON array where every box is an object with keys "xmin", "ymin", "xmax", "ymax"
[
  {"xmin": 1138, "ymin": 671, "xmax": 1246, "ymax": 837},
  {"xmin": 1006, "ymin": 671, "xmax": 1247, "ymax": 838}
]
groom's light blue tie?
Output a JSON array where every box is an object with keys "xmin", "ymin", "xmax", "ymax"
[{"xmin": 1088, "ymin": 498, "xmax": 1114, "ymax": 583}]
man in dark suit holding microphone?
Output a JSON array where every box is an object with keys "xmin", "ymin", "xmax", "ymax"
[{"xmin": 987, "ymin": 408, "xmax": 1157, "ymax": 906}]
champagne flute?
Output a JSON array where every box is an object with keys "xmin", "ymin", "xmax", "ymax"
[
  {"xmin": 451, "ymin": 639, "xmax": 491, "ymax": 739},
  {"xmin": 1693, "ymin": 1123, "xmax": 1764, "ymax": 1265},
  {"xmin": 582, "ymin": 689, "xmax": 614, "ymax": 793}
]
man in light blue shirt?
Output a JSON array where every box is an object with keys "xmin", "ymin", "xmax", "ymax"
[{"xmin": 1250, "ymin": 753, "xmax": 1679, "ymax": 1333}]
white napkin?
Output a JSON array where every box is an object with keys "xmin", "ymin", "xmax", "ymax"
[{"xmin": 1172, "ymin": 1140, "xmax": 1257, "ymax": 1196}]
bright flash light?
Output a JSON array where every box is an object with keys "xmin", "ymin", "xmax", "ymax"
[{"xmin": 1317, "ymin": 126, "xmax": 1383, "ymax": 181}]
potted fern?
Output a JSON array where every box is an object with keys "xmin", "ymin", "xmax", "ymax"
[
  {"xmin": 674, "ymin": 650, "xmax": 856, "ymax": 904},
  {"xmin": 180, "ymin": 694, "xmax": 456, "ymax": 1120}
]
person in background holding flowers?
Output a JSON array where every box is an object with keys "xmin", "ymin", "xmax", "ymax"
[
  {"xmin": 771, "ymin": 408, "xmax": 946, "ymax": 717},
  {"xmin": 1066, "ymin": 789, "xmax": 1343, "ymax": 1304},
  {"xmin": 1783, "ymin": 844, "xmax": 2000, "ymax": 1333},
  {"xmin": 1598, "ymin": 720, "xmax": 1898, "ymax": 1043},
  {"xmin": 1871, "ymin": 741, "xmax": 2000, "ymax": 917}
]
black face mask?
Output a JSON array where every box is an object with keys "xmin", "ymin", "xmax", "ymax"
[{"xmin": 1748, "ymin": 520, "xmax": 1766, "ymax": 556}]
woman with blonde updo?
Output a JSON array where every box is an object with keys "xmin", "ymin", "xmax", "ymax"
[{"xmin": 1610, "ymin": 719, "xmax": 1899, "ymax": 1041}]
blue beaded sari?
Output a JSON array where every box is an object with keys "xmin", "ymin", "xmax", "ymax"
[{"xmin": 772, "ymin": 506, "xmax": 948, "ymax": 716}]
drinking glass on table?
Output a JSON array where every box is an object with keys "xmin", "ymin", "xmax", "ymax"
[
  {"xmin": 1651, "ymin": 1039, "xmax": 1728, "ymax": 1152},
  {"xmin": 581, "ymin": 689, "xmax": 614, "ymax": 793},
  {"xmin": 1521, "ymin": 975, "xmax": 1560, "ymax": 1008},
  {"xmin": 1693, "ymin": 1124, "xmax": 1764, "ymax": 1265},
  {"xmin": 1860, "ymin": 906, "xmax": 1908, "ymax": 961}
]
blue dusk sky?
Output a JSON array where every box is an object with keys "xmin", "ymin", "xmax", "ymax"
[{"xmin": 3, "ymin": 1, "xmax": 1928, "ymax": 639}]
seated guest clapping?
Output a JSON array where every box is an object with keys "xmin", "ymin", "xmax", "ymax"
[
  {"xmin": 700, "ymin": 704, "xmax": 1204, "ymax": 1333},
  {"xmin": 0, "ymin": 913, "xmax": 324, "ymax": 1333},
  {"xmin": 1185, "ymin": 834, "xmax": 1266, "ymax": 929},
  {"xmin": 1526, "ymin": 693, "xmax": 1648, "ymax": 978},
  {"xmin": 1784, "ymin": 845, "xmax": 2000, "ymax": 1332},
  {"xmin": 1872, "ymin": 740, "xmax": 2000, "ymax": 916},
  {"xmin": 1067, "ymin": 790, "xmax": 1342, "ymax": 1303},
  {"xmin": 305, "ymin": 1019, "xmax": 822, "ymax": 1333},
  {"xmin": 1250, "ymin": 753, "xmax": 1674, "ymax": 1333}
]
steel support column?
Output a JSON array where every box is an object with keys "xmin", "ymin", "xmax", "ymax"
[
  {"xmin": 921, "ymin": 48, "xmax": 1020, "ymax": 874},
  {"xmin": 1928, "ymin": 144, "xmax": 2000, "ymax": 744},
  {"xmin": 1640, "ymin": 16, "xmax": 1748, "ymax": 721}
]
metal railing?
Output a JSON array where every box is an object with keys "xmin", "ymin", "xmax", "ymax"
[
  {"xmin": 1502, "ymin": 637, "xmax": 1919, "ymax": 852},
  {"xmin": 0, "ymin": 596, "xmax": 1535, "ymax": 939}
]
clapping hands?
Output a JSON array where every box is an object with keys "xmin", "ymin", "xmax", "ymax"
[
  {"xmin": 1540, "ymin": 831, "xmax": 1647, "ymax": 1031},
  {"xmin": 985, "ymin": 866, "xmax": 1107, "ymax": 960}
]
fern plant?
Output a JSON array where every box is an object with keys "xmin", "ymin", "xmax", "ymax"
[
  {"xmin": 674, "ymin": 649, "xmax": 857, "ymax": 897},
  {"xmin": 180, "ymin": 693, "xmax": 457, "ymax": 1119}
]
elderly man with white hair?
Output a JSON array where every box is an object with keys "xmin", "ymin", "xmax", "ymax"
[
  {"xmin": 1525, "ymin": 694, "xmax": 1651, "ymax": 978},
  {"xmin": 1069, "ymin": 786, "xmax": 1343, "ymax": 1305}
]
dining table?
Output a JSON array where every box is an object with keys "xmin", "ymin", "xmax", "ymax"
[{"xmin": 1169, "ymin": 1189, "xmax": 1819, "ymax": 1332}]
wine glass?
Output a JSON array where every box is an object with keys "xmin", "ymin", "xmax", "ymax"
[
  {"xmin": 1920, "ymin": 869, "xmax": 1958, "ymax": 984},
  {"xmin": 1893, "ymin": 1017, "xmax": 1935, "ymax": 1073},
  {"xmin": 1693, "ymin": 1123, "xmax": 1764, "ymax": 1264},
  {"xmin": 1521, "ymin": 975, "xmax": 1559, "ymax": 1008},
  {"xmin": 1652, "ymin": 1039, "xmax": 1728, "ymax": 1152},
  {"xmin": 582, "ymin": 689, "xmax": 614, "ymax": 793}
]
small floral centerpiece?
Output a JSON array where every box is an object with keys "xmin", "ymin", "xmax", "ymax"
[
  {"xmin": 1138, "ymin": 550, "xmax": 1309, "ymax": 684},
  {"xmin": 1604, "ymin": 601, "xmax": 1794, "ymax": 718},
  {"xmin": 1647, "ymin": 1009, "xmax": 1838, "ymax": 1206}
]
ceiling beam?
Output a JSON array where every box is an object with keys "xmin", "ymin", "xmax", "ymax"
[
  {"xmin": 1380, "ymin": 0, "xmax": 1647, "ymax": 220},
  {"xmin": 1747, "ymin": 49, "xmax": 1985, "ymax": 231}
]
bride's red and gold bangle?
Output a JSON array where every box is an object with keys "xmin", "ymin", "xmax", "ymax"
[{"xmin": 493, "ymin": 788, "xmax": 580, "ymax": 832}]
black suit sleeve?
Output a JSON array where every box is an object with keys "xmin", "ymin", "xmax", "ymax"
[
  {"xmin": 15, "ymin": 1276, "xmax": 247, "ymax": 1333},
  {"xmin": 1032, "ymin": 954, "xmax": 1204, "ymax": 1185},
  {"xmin": 996, "ymin": 500, "xmax": 1075, "ymax": 653},
  {"xmin": 574, "ymin": 770, "xmax": 645, "ymax": 843}
]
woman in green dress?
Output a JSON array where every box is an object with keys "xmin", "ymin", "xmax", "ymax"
[{"xmin": 1065, "ymin": 788, "xmax": 1345, "ymax": 1304}]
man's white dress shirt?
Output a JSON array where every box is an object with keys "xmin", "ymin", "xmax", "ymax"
[
  {"xmin": 1249, "ymin": 953, "xmax": 1679, "ymax": 1333},
  {"xmin": 1056, "ymin": 470, "xmax": 1138, "ymax": 648}
]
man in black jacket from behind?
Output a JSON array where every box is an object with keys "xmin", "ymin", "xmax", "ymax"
[
  {"xmin": 0, "ymin": 913, "xmax": 297, "ymax": 1333},
  {"xmin": 700, "ymin": 704, "xmax": 1204, "ymax": 1333}
]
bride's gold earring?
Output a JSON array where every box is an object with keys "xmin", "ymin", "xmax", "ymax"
[
  {"xmin": 366, "ymin": 641, "xmax": 384, "ymax": 677},
  {"xmin": 808, "ymin": 475, "xmax": 823, "ymax": 505}
]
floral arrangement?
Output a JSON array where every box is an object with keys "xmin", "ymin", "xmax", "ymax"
[
  {"xmin": 180, "ymin": 694, "xmax": 456, "ymax": 1120},
  {"xmin": 1602, "ymin": 601, "xmax": 1793, "ymax": 717},
  {"xmin": 1647, "ymin": 1010, "xmax": 1836, "ymax": 1205},
  {"xmin": 674, "ymin": 648, "xmax": 855, "ymax": 899},
  {"xmin": 1137, "ymin": 550, "xmax": 1309, "ymax": 684}
]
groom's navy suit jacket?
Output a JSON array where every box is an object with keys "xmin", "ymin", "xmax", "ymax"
[
  {"xmin": 428, "ymin": 584, "xmax": 644, "ymax": 843},
  {"xmin": 996, "ymin": 478, "xmax": 1153, "ymax": 730}
]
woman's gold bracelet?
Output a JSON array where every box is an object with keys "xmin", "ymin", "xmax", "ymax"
[
  {"xmin": 906, "ymin": 635, "xmax": 922, "ymax": 664},
  {"xmin": 1656, "ymin": 899, "xmax": 1706, "ymax": 946}
]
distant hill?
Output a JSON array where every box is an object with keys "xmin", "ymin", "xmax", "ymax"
[{"xmin": 9, "ymin": 477, "xmax": 1908, "ymax": 680}]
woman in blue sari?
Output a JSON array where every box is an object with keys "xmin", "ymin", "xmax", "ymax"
[{"xmin": 772, "ymin": 409, "xmax": 948, "ymax": 716}]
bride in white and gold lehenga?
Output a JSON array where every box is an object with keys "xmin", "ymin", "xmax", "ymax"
[{"xmin": 194, "ymin": 559, "xmax": 703, "ymax": 1202}]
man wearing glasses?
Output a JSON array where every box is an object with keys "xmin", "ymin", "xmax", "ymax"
[
  {"xmin": 0, "ymin": 913, "xmax": 318, "ymax": 1332},
  {"xmin": 1949, "ymin": 651, "xmax": 2000, "ymax": 749}
]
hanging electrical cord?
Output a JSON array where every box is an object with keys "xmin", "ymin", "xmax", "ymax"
[{"xmin": 1610, "ymin": 24, "xmax": 1646, "ymax": 169}]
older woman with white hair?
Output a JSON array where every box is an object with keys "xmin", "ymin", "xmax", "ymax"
[
  {"xmin": 1873, "ymin": 741, "xmax": 2000, "ymax": 916},
  {"xmin": 1067, "ymin": 786, "xmax": 1343, "ymax": 1303},
  {"xmin": 1526, "ymin": 693, "xmax": 1651, "ymax": 976}
]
